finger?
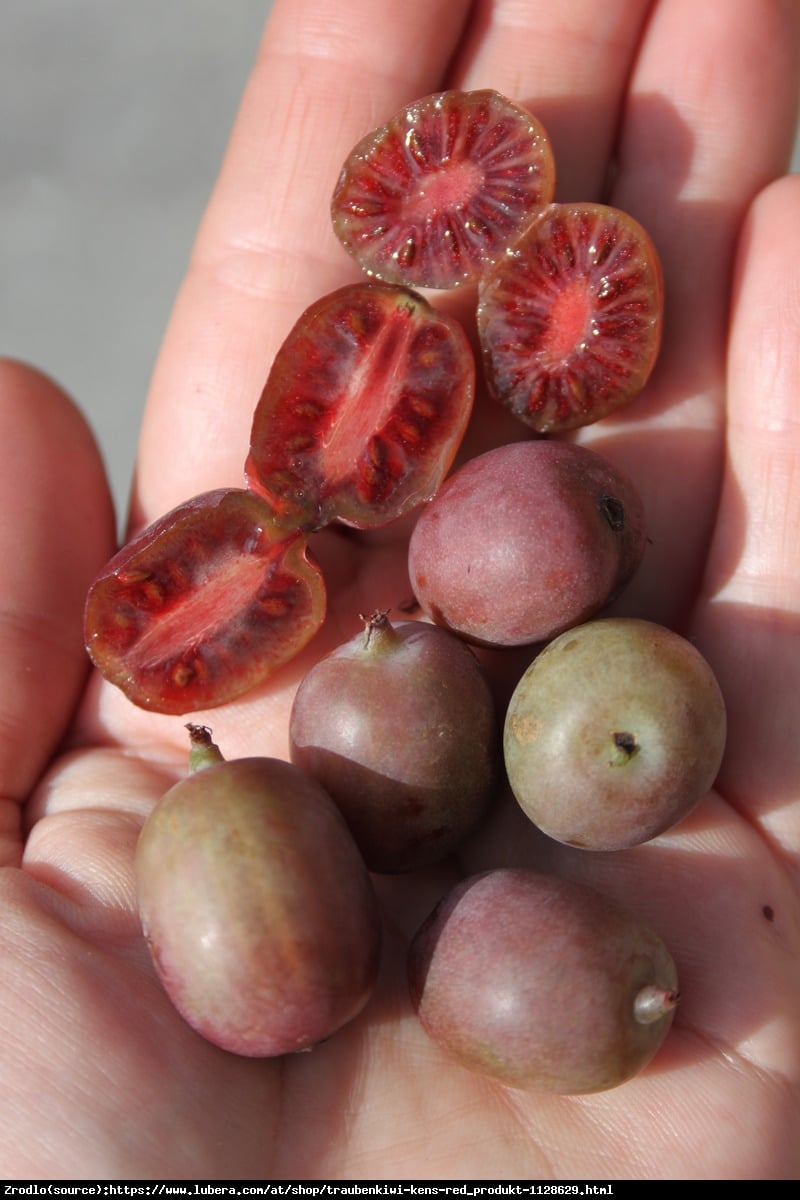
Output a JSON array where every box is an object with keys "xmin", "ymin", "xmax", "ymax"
[
  {"xmin": 449, "ymin": 0, "xmax": 652, "ymax": 201},
  {"xmin": 20, "ymin": 746, "xmax": 177, "ymax": 942},
  {"xmin": 0, "ymin": 360, "xmax": 116, "ymax": 864},
  {"xmin": 692, "ymin": 173, "xmax": 800, "ymax": 862},
  {"xmin": 134, "ymin": 0, "xmax": 474, "ymax": 525},
  {"xmin": 614, "ymin": 0, "xmax": 799, "ymax": 387},
  {"xmin": 583, "ymin": 0, "xmax": 800, "ymax": 624}
]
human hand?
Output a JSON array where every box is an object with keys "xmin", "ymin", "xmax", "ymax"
[{"xmin": 2, "ymin": 0, "xmax": 799, "ymax": 1180}]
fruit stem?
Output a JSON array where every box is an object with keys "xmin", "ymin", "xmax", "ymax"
[
  {"xmin": 186, "ymin": 723, "xmax": 225, "ymax": 773},
  {"xmin": 359, "ymin": 609, "xmax": 401, "ymax": 654},
  {"xmin": 634, "ymin": 984, "xmax": 679, "ymax": 1025}
]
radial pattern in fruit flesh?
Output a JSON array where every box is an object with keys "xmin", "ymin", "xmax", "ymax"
[
  {"xmin": 331, "ymin": 89, "xmax": 556, "ymax": 289},
  {"xmin": 478, "ymin": 202, "xmax": 663, "ymax": 431}
]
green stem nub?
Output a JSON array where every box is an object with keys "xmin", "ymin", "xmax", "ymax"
[
  {"xmin": 359, "ymin": 609, "xmax": 400, "ymax": 653},
  {"xmin": 186, "ymin": 723, "xmax": 225, "ymax": 773},
  {"xmin": 634, "ymin": 984, "xmax": 679, "ymax": 1025}
]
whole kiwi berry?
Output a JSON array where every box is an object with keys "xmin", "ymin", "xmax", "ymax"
[
  {"xmin": 136, "ymin": 726, "xmax": 381, "ymax": 1057},
  {"xmin": 408, "ymin": 868, "xmax": 678, "ymax": 1094},
  {"xmin": 289, "ymin": 611, "xmax": 497, "ymax": 873},
  {"xmin": 504, "ymin": 618, "xmax": 727, "ymax": 851}
]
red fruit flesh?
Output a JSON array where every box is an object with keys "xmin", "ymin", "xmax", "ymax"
[
  {"xmin": 331, "ymin": 89, "xmax": 556, "ymax": 289},
  {"xmin": 84, "ymin": 489, "xmax": 325, "ymax": 714},
  {"xmin": 246, "ymin": 282, "xmax": 474, "ymax": 531},
  {"xmin": 478, "ymin": 202, "xmax": 663, "ymax": 432}
]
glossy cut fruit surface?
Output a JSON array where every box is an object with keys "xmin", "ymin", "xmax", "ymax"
[
  {"xmin": 504, "ymin": 618, "xmax": 727, "ymax": 850},
  {"xmin": 478, "ymin": 202, "xmax": 663, "ymax": 432},
  {"xmin": 408, "ymin": 440, "xmax": 646, "ymax": 647},
  {"xmin": 136, "ymin": 753, "xmax": 381, "ymax": 1057},
  {"xmin": 289, "ymin": 612, "xmax": 497, "ymax": 873},
  {"xmin": 408, "ymin": 869, "xmax": 678, "ymax": 1094},
  {"xmin": 245, "ymin": 283, "xmax": 474, "ymax": 531},
  {"xmin": 84, "ymin": 489, "xmax": 325, "ymax": 714},
  {"xmin": 331, "ymin": 89, "xmax": 556, "ymax": 289}
]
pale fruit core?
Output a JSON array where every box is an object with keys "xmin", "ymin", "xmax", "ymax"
[
  {"xmin": 320, "ymin": 309, "xmax": 416, "ymax": 483},
  {"xmin": 540, "ymin": 278, "xmax": 593, "ymax": 366},
  {"xmin": 402, "ymin": 159, "xmax": 484, "ymax": 222},
  {"xmin": 132, "ymin": 548, "xmax": 270, "ymax": 667}
]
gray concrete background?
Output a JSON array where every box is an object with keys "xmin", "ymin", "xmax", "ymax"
[
  {"xmin": 1, "ymin": 0, "xmax": 270, "ymax": 523},
  {"xmin": 2, "ymin": 2, "xmax": 799, "ymax": 524}
]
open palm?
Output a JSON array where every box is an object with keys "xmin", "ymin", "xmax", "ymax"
[{"xmin": 2, "ymin": 0, "xmax": 799, "ymax": 1180}]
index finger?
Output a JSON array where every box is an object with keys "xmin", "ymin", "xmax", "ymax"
[{"xmin": 133, "ymin": 0, "xmax": 474, "ymax": 525}]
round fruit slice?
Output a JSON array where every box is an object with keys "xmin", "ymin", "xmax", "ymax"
[
  {"xmin": 245, "ymin": 282, "xmax": 474, "ymax": 531},
  {"xmin": 477, "ymin": 202, "xmax": 664, "ymax": 432},
  {"xmin": 84, "ymin": 489, "xmax": 326, "ymax": 714},
  {"xmin": 331, "ymin": 89, "xmax": 556, "ymax": 289}
]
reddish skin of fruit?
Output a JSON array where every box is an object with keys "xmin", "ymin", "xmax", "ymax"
[
  {"xmin": 136, "ymin": 755, "xmax": 382, "ymax": 1058},
  {"xmin": 504, "ymin": 618, "xmax": 727, "ymax": 850},
  {"xmin": 407, "ymin": 440, "xmax": 646, "ymax": 648},
  {"xmin": 477, "ymin": 202, "xmax": 664, "ymax": 432},
  {"xmin": 84, "ymin": 489, "xmax": 325, "ymax": 714},
  {"xmin": 331, "ymin": 89, "xmax": 556, "ymax": 290},
  {"xmin": 289, "ymin": 612, "xmax": 498, "ymax": 873},
  {"xmin": 408, "ymin": 869, "xmax": 678, "ymax": 1094},
  {"xmin": 245, "ymin": 282, "xmax": 475, "ymax": 531}
]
